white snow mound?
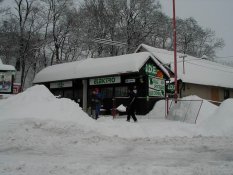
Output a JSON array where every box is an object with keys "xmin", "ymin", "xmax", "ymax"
[
  {"xmin": 201, "ymin": 98, "xmax": 233, "ymax": 136},
  {"xmin": 147, "ymin": 95, "xmax": 218, "ymax": 123},
  {"xmin": 0, "ymin": 85, "xmax": 93, "ymax": 124},
  {"xmin": 147, "ymin": 100, "xmax": 167, "ymax": 119},
  {"xmin": 182, "ymin": 95, "xmax": 218, "ymax": 124}
]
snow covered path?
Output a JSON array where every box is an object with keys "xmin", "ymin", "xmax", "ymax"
[{"xmin": 1, "ymin": 118, "xmax": 233, "ymax": 175}]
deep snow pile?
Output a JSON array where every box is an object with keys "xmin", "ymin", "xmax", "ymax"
[
  {"xmin": 0, "ymin": 85, "xmax": 93, "ymax": 124},
  {"xmin": 1, "ymin": 85, "xmax": 233, "ymax": 137},
  {"xmin": 168, "ymin": 95, "xmax": 218, "ymax": 124},
  {"xmin": 147, "ymin": 99, "xmax": 167, "ymax": 119},
  {"xmin": 201, "ymin": 99, "xmax": 233, "ymax": 136},
  {"xmin": 147, "ymin": 95, "xmax": 218, "ymax": 124}
]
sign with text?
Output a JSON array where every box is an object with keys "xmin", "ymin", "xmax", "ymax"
[
  {"xmin": 166, "ymin": 83, "xmax": 175, "ymax": 94},
  {"xmin": 0, "ymin": 71, "xmax": 13, "ymax": 93},
  {"xmin": 90, "ymin": 76, "xmax": 121, "ymax": 85},
  {"xmin": 50, "ymin": 81, "xmax": 72, "ymax": 89},
  {"xmin": 125, "ymin": 79, "xmax": 136, "ymax": 83},
  {"xmin": 145, "ymin": 63, "xmax": 157, "ymax": 76},
  {"xmin": 148, "ymin": 77, "xmax": 165, "ymax": 97}
]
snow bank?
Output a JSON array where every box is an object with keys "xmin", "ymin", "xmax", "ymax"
[
  {"xmin": 201, "ymin": 99, "xmax": 233, "ymax": 136},
  {"xmin": 182, "ymin": 95, "xmax": 218, "ymax": 124},
  {"xmin": 0, "ymin": 85, "xmax": 93, "ymax": 124},
  {"xmin": 147, "ymin": 100, "xmax": 167, "ymax": 119},
  {"xmin": 147, "ymin": 95, "xmax": 218, "ymax": 124},
  {"xmin": 1, "ymin": 86, "xmax": 233, "ymax": 138}
]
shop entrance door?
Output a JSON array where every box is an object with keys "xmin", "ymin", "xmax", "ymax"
[{"xmin": 211, "ymin": 87, "xmax": 219, "ymax": 102}]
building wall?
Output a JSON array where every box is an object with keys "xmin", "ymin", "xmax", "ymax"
[
  {"xmin": 180, "ymin": 82, "xmax": 233, "ymax": 102},
  {"xmin": 181, "ymin": 83, "xmax": 211, "ymax": 100},
  {"xmin": 231, "ymin": 90, "xmax": 233, "ymax": 98}
]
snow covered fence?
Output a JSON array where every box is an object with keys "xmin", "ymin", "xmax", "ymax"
[{"xmin": 167, "ymin": 99, "xmax": 203, "ymax": 124}]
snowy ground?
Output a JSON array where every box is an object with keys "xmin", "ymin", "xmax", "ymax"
[{"xmin": 1, "ymin": 85, "xmax": 233, "ymax": 175}]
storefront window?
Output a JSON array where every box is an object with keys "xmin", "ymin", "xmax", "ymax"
[
  {"xmin": 52, "ymin": 89, "xmax": 63, "ymax": 97},
  {"xmin": 64, "ymin": 89, "xmax": 73, "ymax": 99},
  {"xmin": 224, "ymin": 89, "xmax": 230, "ymax": 99},
  {"xmin": 115, "ymin": 86, "xmax": 128, "ymax": 97},
  {"xmin": 101, "ymin": 87, "xmax": 113, "ymax": 98}
]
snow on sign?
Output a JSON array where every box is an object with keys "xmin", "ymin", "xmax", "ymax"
[
  {"xmin": 149, "ymin": 77, "xmax": 165, "ymax": 97},
  {"xmin": 89, "ymin": 76, "xmax": 121, "ymax": 85}
]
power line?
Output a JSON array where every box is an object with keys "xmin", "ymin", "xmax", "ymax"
[{"xmin": 92, "ymin": 38, "xmax": 127, "ymax": 47}]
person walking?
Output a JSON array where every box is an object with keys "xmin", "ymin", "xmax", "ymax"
[
  {"xmin": 91, "ymin": 90, "xmax": 97, "ymax": 119},
  {"xmin": 94, "ymin": 88, "xmax": 102, "ymax": 120},
  {"xmin": 126, "ymin": 88, "xmax": 138, "ymax": 122}
]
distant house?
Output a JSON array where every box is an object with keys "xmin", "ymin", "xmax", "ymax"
[
  {"xmin": 0, "ymin": 59, "xmax": 16, "ymax": 94},
  {"xmin": 135, "ymin": 44, "xmax": 233, "ymax": 102}
]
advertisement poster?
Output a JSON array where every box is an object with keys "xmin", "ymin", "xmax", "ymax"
[
  {"xmin": 0, "ymin": 72, "xmax": 13, "ymax": 93},
  {"xmin": 148, "ymin": 77, "xmax": 165, "ymax": 97}
]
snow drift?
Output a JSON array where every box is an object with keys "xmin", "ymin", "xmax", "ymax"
[
  {"xmin": 1, "ymin": 85, "xmax": 233, "ymax": 137},
  {"xmin": 147, "ymin": 95, "xmax": 218, "ymax": 124},
  {"xmin": 201, "ymin": 98, "xmax": 233, "ymax": 136},
  {"xmin": 0, "ymin": 85, "xmax": 93, "ymax": 124}
]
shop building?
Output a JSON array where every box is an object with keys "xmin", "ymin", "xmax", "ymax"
[
  {"xmin": 135, "ymin": 44, "xmax": 233, "ymax": 102},
  {"xmin": 33, "ymin": 52, "xmax": 174, "ymax": 115}
]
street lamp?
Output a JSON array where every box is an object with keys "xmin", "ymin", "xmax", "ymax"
[{"xmin": 172, "ymin": 0, "xmax": 178, "ymax": 102}]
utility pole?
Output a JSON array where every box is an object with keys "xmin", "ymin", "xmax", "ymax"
[
  {"xmin": 180, "ymin": 54, "xmax": 187, "ymax": 74},
  {"xmin": 172, "ymin": 0, "xmax": 178, "ymax": 102}
]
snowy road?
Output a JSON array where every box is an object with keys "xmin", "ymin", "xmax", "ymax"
[{"xmin": 1, "ymin": 119, "xmax": 233, "ymax": 175}]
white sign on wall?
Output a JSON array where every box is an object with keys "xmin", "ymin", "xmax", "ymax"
[
  {"xmin": 148, "ymin": 77, "xmax": 165, "ymax": 97},
  {"xmin": 50, "ymin": 81, "xmax": 72, "ymax": 89},
  {"xmin": 125, "ymin": 79, "xmax": 136, "ymax": 83},
  {"xmin": 89, "ymin": 76, "xmax": 121, "ymax": 85}
]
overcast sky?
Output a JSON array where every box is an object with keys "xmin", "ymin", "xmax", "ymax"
[{"xmin": 160, "ymin": 0, "xmax": 233, "ymax": 59}]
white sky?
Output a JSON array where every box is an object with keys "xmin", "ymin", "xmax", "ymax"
[{"xmin": 160, "ymin": 0, "xmax": 233, "ymax": 59}]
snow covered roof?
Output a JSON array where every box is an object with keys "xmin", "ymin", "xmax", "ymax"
[
  {"xmin": 0, "ymin": 59, "xmax": 15, "ymax": 71},
  {"xmin": 34, "ymin": 52, "xmax": 170, "ymax": 83},
  {"xmin": 136, "ymin": 44, "xmax": 233, "ymax": 89}
]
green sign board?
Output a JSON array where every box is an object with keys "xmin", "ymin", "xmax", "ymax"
[
  {"xmin": 90, "ymin": 76, "xmax": 121, "ymax": 85},
  {"xmin": 148, "ymin": 77, "xmax": 165, "ymax": 97},
  {"xmin": 167, "ymin": 84, "xmax": 175, "ymax": 92},
  {"xmin": 145, "ymin": 63, "xmax": 157, "ymax": 76}
]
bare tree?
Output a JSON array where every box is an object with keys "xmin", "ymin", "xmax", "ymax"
[
  {"xmin": 41, "ymin": 0, "xmax": 75, "ymax": 65},
  {"xmin": 13, "ymin": 0, "xmax": 45, "ymax": 89}
]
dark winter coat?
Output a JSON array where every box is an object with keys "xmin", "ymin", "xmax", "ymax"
[
  {"xmin": 91, "ymin": 93, "xmax": 102, "ymax": 108},
  {"xmin": 127, "ymin": 91, "xmax": 137, "ymax": 113}
]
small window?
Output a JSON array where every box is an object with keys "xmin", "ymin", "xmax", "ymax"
[
  {"xmin": 101, "ymin": 87, "xmax": 113, "ymax": 98},
  {"xmin": 224, "ymin": 89, "xmax": 230, "ymax": 99},
  {"xmin": 115, "ymin": 86, "xmax": 128, "ymax": 97},
  {"xmin": 64, "ymin": 89, "xmax": 73, "ymax": 99},
  {"xmin": 52, "ymin": 89, "xmax": 63, "ymax": 97}
]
